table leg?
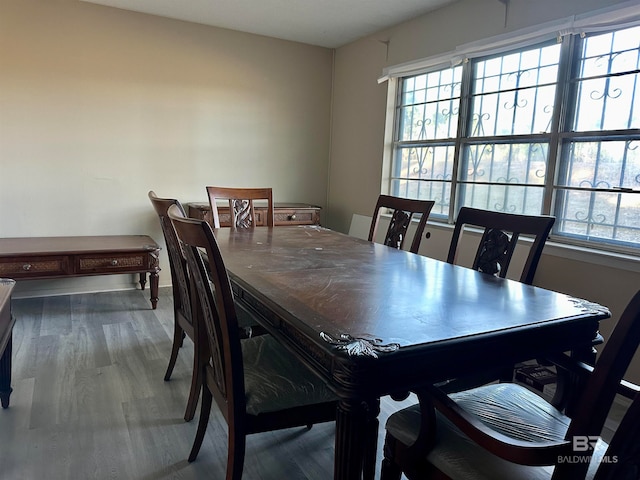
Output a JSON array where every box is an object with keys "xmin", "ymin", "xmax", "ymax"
[
  {"xmin": 362, "ymin": 399, "xmax": 380, "ymax": 480},
  {"xmin": 139, "ymin": 272, "xmax": 147, "ymax": 291},
  {"xmin": 149, "ymin": 271, "xmax": 159, "ymax": 310},
  {"xmin": 334, "ymin": 398, "xmax": 380, "ymax": 480},
  {"xmin": 553, "ymin": 343, "xmax": 598, "ymax": 414},
  {"xmin": 0, "ymin": 332, "xmax": 12, "ymax": 408}
]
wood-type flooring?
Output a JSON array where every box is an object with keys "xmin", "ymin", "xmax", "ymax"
[{"xmin": 0, "ymin": 287, "xmax": 416, "ymax": 479}]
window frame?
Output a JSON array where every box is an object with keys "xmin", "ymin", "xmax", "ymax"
[{"xmin": 386, "ymin": 25, "xmax": 640, "ymax": 256}]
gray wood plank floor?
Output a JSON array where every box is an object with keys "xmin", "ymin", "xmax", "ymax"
[{"xmin": 0, "ymin": 287, "xmax": 416, "ymax": 480}]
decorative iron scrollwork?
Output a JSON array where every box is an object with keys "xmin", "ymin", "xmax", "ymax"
[{"xmin": 320, "ymin": 332, "xmax": 400, "ymax": 358}]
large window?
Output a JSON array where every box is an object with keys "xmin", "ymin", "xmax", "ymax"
[{"xmin": 390, "ymin": 24, "xmax": 640, "ymax": 252}]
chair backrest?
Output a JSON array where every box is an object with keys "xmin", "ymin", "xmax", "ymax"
[
  {"xmin": 167, "ymin": 204, "xmax": 246, "ymax": 417},
  {"xmin": 206, "ymin": 186, "xmax": 274, "ymax": 228},
  {"xmin": 556, "ymin": 290, "xmax": 640, "ymax": 479},
  {"xmin": 148, "ymin": 191, "xmax": 194, "ymax": 325},
  {"xmin": 568, "ymin": 290, "xmax": 640, "ymax": 441},
  {"xmin": 447, "ymin": 207, "xmax": 555, "ymax": 284},
  {"xmin": 593, "ymin": 385, "xmax": 640, "ymax": 480},
  {"xmin": 368, "ymin": 195, "xmax": 435, "ymax": 254}
]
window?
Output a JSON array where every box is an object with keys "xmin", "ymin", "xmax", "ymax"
[
  {"xmin": 395, "ymin": 67, "xmax": 462, "ymax": 217},
  {"xmin": 390, "ymin": 24, "xmax": 640, "ymax": 252}
]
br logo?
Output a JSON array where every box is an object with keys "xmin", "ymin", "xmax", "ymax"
[{"xmin": 572, "ymin": 436, "xmax": 599, "ymax": 452}]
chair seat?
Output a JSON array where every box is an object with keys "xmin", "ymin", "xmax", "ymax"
[
  {"xmin": 386, "ymin": 383, "xmax": 607, "ymax": 480},
  {"xmin": 242, "ymin": 334, "xmax": 337, "ymax": 416}
]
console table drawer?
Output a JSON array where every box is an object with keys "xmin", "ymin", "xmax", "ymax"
[
  {"xmin": 77, "ymin": 253, "xmax": 147, "ymax": 273},
  {"xmin": 275, "ymin": 209, "xmax": 317, "ymax": 225},
  {"xmin": 0, "ymin": 256, "xmax": 68, "ymax": 277},
  {"xmin": 187, "ymin": 202, "xmax": 320, "ymax": 227}
]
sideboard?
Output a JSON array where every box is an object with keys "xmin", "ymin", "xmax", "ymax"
[{"xmin": 187, "ymin": 202, "xmax": 321, "ymax": 227}]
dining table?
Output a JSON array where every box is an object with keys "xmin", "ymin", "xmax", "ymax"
[{"xmin": 212, "ymin": 224, "xmax": 611, "ymax": 480}]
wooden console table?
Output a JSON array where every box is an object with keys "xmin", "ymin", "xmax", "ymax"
[
  {"xmin": 187, "ymin": 202, "xmax": 321, "ymax": 227},
  {"xmin": 0, "ymin": 236, "xmax": 160, "ymax": 309},
  {"xmin": 0, "ymin": 279, "xmax": 15, "ymax": 408}
]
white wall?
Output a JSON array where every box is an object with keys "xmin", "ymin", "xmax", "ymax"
[{"xmin": 0, "ymin": 0, "xmax": 333, "ymax": 297}]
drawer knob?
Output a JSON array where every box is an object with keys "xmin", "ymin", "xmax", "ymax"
[
  {"xmin": 111, "ymin": 260, "xmax": 118, "ymax": 266},
  {"xmin": 22, "ymin": 264, "xmax": 32, "ymax": 271},
  {"xmin": 289, "ymin": 214, "xmax": 297, "ymax": 220}
]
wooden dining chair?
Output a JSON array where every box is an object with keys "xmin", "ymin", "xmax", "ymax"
[
  {"xmin": 381, "ymin": 289, "xmax": 640, "ymax": 480},
  {"xmin": 167, "ymin": 204, "xmax": 337, "ymax": 479},
  {"xmin": 437, "ymin": 207, "xmax": 557, "ymax": 394},
  {"xmin": 148, "ymin": 191, "xmax": 202, "ymax": 422},
  {"xmin": 447, "ymin": 206, "xmax": 555, "ymax": 284},
  {"xmin": 206, "ymin": 186, "xmax": 274, "ymax": 228},
  {"xmin": 368, "ymin": 195, "xmax": 435, "ymax": 254}
]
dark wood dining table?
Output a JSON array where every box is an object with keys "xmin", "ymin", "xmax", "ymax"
[{"xmin": 213, "ymin": 225, "xmax": 610, "ymax": 480}]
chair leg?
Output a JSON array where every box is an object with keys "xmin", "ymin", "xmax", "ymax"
[
  {"xmin": 183, "ymin": 348, "xmax": 202, "ymax": 422},
  {"xmin": 227, "ymin": 424, "xmax": 247, "ymax": 480},
  {"xmin": 188, "ymin": 383, "xmax": 212, "ymax": 462},
  {"xmin": 381, "ymin": 458, "xmax": 403, "ymax": 480},
  {"xmin": 164, "ymin": 323, "xmax": 184, "ymax": 381}
]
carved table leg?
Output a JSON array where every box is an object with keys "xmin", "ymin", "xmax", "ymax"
[
  {"xmin": 149, "ymin": 271, "xmax": 159, "ymax": 310},
  {"xmin": 0, "ymin": 332, "xmax": 12, "ymax": 408},
  {"xmin": 553, "ymin": 344, "xmax": 598, "ymax": 415},
  {"xmin": 334, "ymin": 397, "xmax": 380, "ymax": 480},
  {"xmin": 139, "ymin": 272, "xmax": 147, "ymax": 291}
]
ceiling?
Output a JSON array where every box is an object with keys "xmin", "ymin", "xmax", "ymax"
[{"xmin": 79, "ymin": 0, "xmax": 457, "ymax": 48}]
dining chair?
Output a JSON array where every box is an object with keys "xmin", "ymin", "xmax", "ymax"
[
  {"xmin": 381, "ymin": 289, "xmax": 640, "ymax": 480},
  {"xmin": 438, "ymin": 206, "xmax": 556, "ymax": 393},
  {"xmin": 447, "ymin": 206, "xmax": 555, "ymax": 284},
  {"xmin": 368, "ymin": 195, "xmax": 436, "ymax": 254},
  {"xmin": 149, "ymin": 191, "xmax": 264, "ymax": 423},
  {"xmin": 148, "ymin": 191, "xmax": 202, "ymax": 422},
  {"xmin": 206, "ymin": 186, "xmax": 275, "ymax": 228},
  {"xmin": 167, "ymin": 204, "xmax": 337, "ymax": 479}
]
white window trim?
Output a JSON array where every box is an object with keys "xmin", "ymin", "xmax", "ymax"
[
  {"xmin": 419, "ymin": 217, "xmax": 640, "ymax": 273},
  {"xmin": 361, "ymin": 211, "xmax": 640, "ymax": 272}
]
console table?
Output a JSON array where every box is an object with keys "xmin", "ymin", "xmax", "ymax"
[
  {"xmin": 0, "ymin": 279, "xmax": 15, "ymax": 408},
  {"xmin": 187, "ymin": 202, "xmax": 321, "ymax": 227},
  {"xmin": 0, "ymin": 236, "xmax": 160, "ymax": 309}
]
